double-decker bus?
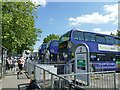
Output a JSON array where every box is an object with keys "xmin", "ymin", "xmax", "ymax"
[
  {"xmin": 38, "ymin": 43, "xmax": 47, "ymax": 61},
  {"xmin": 59, "ymin": 30, "xmax": 120, "ymax": 72},
  {"xmin": 46, "ymin": 40, "xmax": 59, "ymax": 62}
]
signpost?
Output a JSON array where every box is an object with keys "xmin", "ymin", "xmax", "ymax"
[{"xmin": 75, "ymin": 44, "xmax": 90, "ymax": 85}]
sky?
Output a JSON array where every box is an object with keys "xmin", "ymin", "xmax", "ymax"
[{"xmin": 33, "ymin": 0, "xmax": 119, "ymax": 52}]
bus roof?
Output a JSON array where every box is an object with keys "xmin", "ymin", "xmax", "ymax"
[
  {"xmin": 59, "ymin": 29, "xmax": 120, "ymax": 53},
  {"xmin": 71, "ymin": 29, "xmax": 120, "ymax": 39}
]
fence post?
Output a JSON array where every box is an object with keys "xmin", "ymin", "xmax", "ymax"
[
  {"xmin": 29, "ymin": 62, "xmax": 32, "ymax": 78},
  {"xmin": 114, "ymin": 72, "xmax": 116, "ymax": 90},
  {"xmin": 34, "ymin": 64, "xmax": 36, "ymax": 80},
  {"xmin": 69, "ymin": 83, "xmax": 72, "ymax": 90},
  {"xmin": 51, "ymin": 74, "xmax": 54, "ymax": 90},
  {"xmin": 43, "ymin": 70, "xmax": 46, "ymax": 89},
  {"xmin": 59, "ymin": 77, "xmax": 61, "ymax": 90}
]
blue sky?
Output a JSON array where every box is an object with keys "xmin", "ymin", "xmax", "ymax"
[{"xmin": 33, "ymin": 2, "xmax": 118, "ymax": 51}]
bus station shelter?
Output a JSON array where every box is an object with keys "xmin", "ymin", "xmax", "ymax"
[{"xmin": 0, "ymin": 45, "xmax": 7, "ymax": 79}]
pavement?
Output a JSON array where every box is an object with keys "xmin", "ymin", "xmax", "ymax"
[{"xmin": 0, "ymin": 70, "xmax": 30, "ymax": 90}]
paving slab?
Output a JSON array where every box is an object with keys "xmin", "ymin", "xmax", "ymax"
[{"xmin": 0, "ymin": 70, "xmax": 30, "ymax": 90}]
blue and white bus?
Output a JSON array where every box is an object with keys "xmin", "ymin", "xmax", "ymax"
[
  {"xmin": 46, "ymin": 40, "xmax": 59, "ymax": 62},
  {"xmin": 59, "ymin": 30, "xmax": 120, "ymax": 71},
  {"xmin": 38, "ymin": 43, "xmax": 47, "ymax": 61}
]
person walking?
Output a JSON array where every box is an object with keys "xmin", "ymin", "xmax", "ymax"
[
  {"xmin": 18, "ymin": 56, "xmax": 25, "ymax": 74},
  {"xmin": 12, "ymin": 57, "xmax": 17, "ymax": 71},
  {"xmin": 6, "ymin": 57, "xmax": 10, "ymax": 70},
  {"xmin": 9, "ymin": 56, "xmax": 14, "ymax": 71},
  {"xmin": 45, "ymin": 50, "xmax": 50, "ymax": 63}
]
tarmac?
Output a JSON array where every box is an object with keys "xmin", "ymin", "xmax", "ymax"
[{"xmin": 0, "ymin": 70, "xmax": 30, "ymax": 90}]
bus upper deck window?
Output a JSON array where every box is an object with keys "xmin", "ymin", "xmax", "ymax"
[
  {"xmin": 73, "ymin": 31, "xmax": 84, "ymax": 41},
  {"xmin": 96, "ymin": 35, "xmax": 105, "ymax": 43},
  {"xmin": 52, "ymin": 41, "xmax": 58, "ymax": 46},
  {"xmin": 114, "ymin": 38, "xmax": 120, "ymax": 45},
  {"xmin": 84, "ymin": 33, "xmax": 95, "ymax": 42},
  {"xmin": 105, "ymin": 36, "xmax": 114, "ymax": 44}
]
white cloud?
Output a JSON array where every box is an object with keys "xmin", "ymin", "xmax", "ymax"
[
  {"xmin": 68, "ymin": 12, "xmax": 110, "ymax": 26},
  {"xmin": 68, "ymin": 4, "xmax": 118, "ymax": 26},
  {"xmin": 49, "ymin": 18, "xmax": 54, "ymax": 21},
  {"xmin": 104, "ymin": 4, "xmax": 118, "ymax": 14},
  {"xmin": 30, "ymin": 0, "xmax": 47, "ymax": 7},
  {"xmin": 49, "ymin": 18, "xmax": 54, "ymax": 24},
  {"xmin": 92, "ymin": 28, "xmax": 117, "ymax": 35},
  {"xmin": 93, "ymin": 28, "xmax": 101, "ymax": 32},
  {"xmin": 104, "ymin": 4, "xmax": 118, "ymax": 24}
]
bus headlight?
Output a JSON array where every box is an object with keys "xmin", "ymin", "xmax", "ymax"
[{"xmin": 51, "ymin": 54, "xmax": 53, "ymax": 57}]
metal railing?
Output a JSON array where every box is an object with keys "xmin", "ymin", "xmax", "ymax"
[
  {"xmin": 24, "ymin": 61, "xmax": 117, "ymax": 90},
  {"xmin": 61, "ymin": 71, "xmax": 117, "ymax": 89},
  {"xmin": 24, "ymin": 59, "xmax": 37, "ymax": 78},
  {"xmin": 34, "ymin": 64, "xmax": 80, "ymax": 90}
]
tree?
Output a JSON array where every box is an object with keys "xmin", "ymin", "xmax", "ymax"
[
  {"xmin": 43, "ymin": 34, "xmax": 60, "ymax": 43},
  {"xmin": 110, "ymin": 32, "xmax": 115, "ymax": 36},
  {"xmin": 116, "ymin": 30, "xmax": 120, "ymax": 36},
  {"xmin": 2, "ymin": 2, "xmax": 42, "ymax": 54}
]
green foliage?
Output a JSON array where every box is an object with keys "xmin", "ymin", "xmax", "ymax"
[
  {"xmin": 43, "ymin": 34, "xmax": 60, "ymax": 43},
  {"xmin": 2, "ymin": 2, "xmax": 42, "ymax": 54},
  {"xmin": 110, "ymin": 32, "xmax": 115, "ymax": 36},
  {"xmin": 116, "ymin": 30, "xmax": 120, "ymax": 36}
]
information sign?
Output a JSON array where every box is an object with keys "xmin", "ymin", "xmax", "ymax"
[{"xmin": 75, "ymin": 44, "xmax": 89, "ymax": 85}]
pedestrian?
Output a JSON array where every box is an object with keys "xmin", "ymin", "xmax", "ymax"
[
  {"xmin": 45, "ymin": 50, "xmax": 50, "ymax": 63},
  {"xmin": 18, "ymin": 56, "xmax": 25, "ymax": 74},
  {"xmin": 12, "ymin": 57, "xmax": 17, "ymax": 71},
  {"xmin": 6, "ymin": 57, "xmax": 10, "ymax": 70},
  {"xmin": 9, "ymin": 56, "xmax": 14, "ymax": 71}
]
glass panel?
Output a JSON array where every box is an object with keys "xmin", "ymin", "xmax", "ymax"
[
  {"xmin": 96, "ymin": 35, "xmax": 105, "ymax": 43},
  {"xmin": 84, "ymin": 33, "xmax": 95, "ymax": 42},
  {"xmin": 105, "ymin": 36, "xmax": 114, "ymax": 44},
  {"xmin": 114, "ymin": 38, "xmax": 120, "ymax": 44},
  {"xmin": 52, "ymin": 41, "xmax": 58, "ymax": 46},
  {"xmin": 59, "ymin": 32, "xmax": 70, "ymax": 42},
  {"xmin": 73, "ymin": 31, "xmax": 84, "ymax": 41},
  {"xmin": 90, "ymin": 53, "xmax": 97, "ymax": 61},
  {"xmin": 42, "ymin": 44, "xmax": 47, "ymax": 49},
  {"xmin": 97, "ymin": 53, "xmax": 114, "ymax": 61}
]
